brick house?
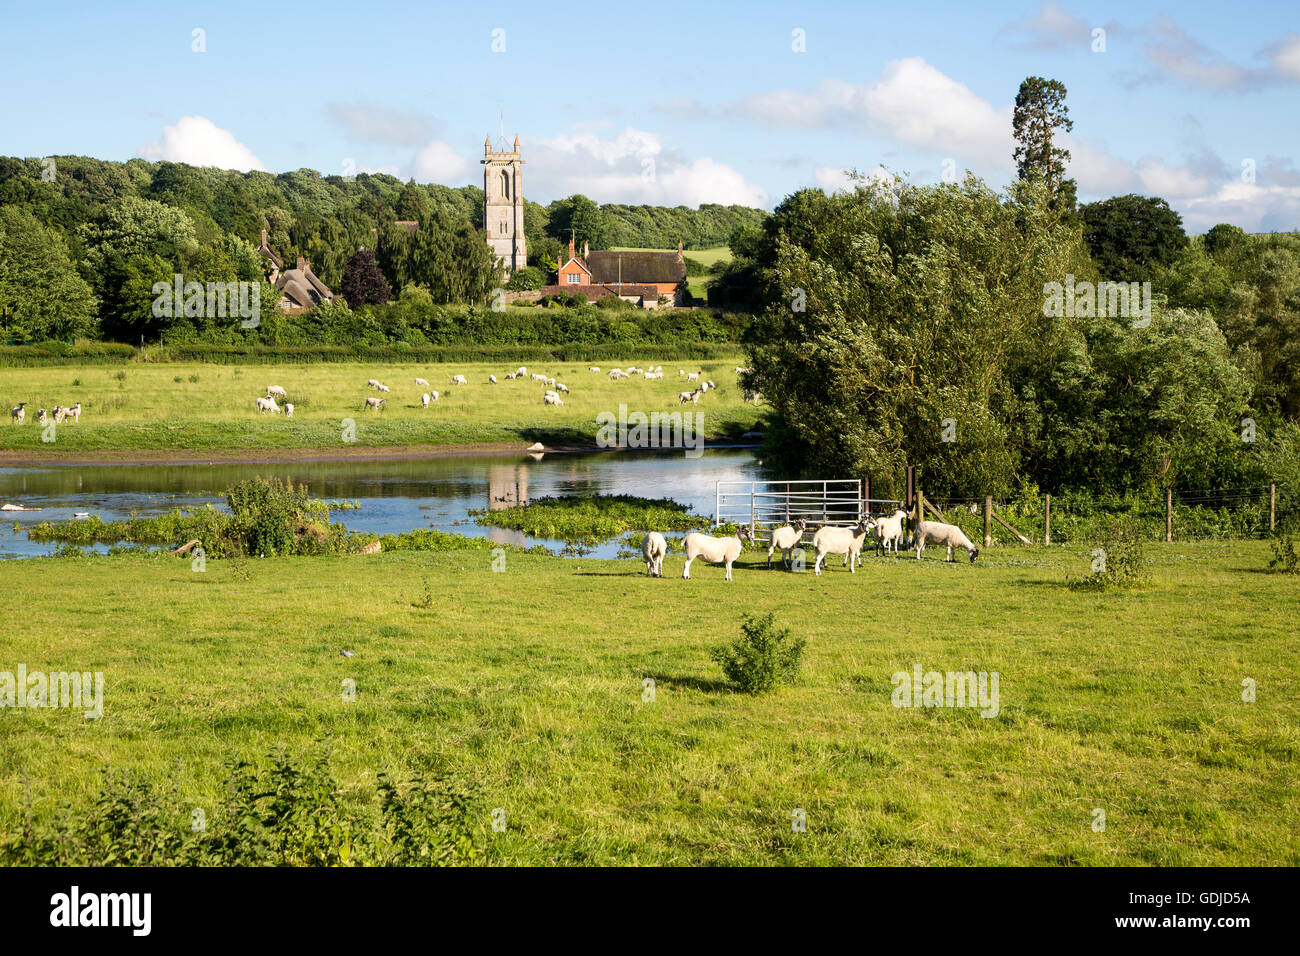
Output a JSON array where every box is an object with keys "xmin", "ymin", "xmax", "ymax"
[{"xmin": 542, "ymin": 239, "xmax": 688, "ymax": 308}]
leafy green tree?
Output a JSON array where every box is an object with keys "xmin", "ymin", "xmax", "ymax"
[
  {"xmin": 1013, "ymin": 76, "xmax": 1077, "ymax": 212},
  {"xmin": 1079, "ymin": 194, "xmax": 1187, "ymax": 278},
  {"xmin": 396, "ymin": 179, "xmax": 430, "ymax": 222},
  {"xmin": 0, "ymin": 207, "xmax": 99, "ymax": 341}
]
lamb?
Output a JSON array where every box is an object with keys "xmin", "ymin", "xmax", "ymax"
[
  {"xmin": 37, "ymin": 408, "xmax": 48, "ymax": 426},
  {"xmin": 51, "ymin": 405, "xmax": 64, "ymax": 424},
  {"xmin": 10, "ymin": 403, "xmax": 24, "ymax": 425},
  {"xmin": 555, "ymin": 383, "xmax": 568, "ymax": 393},
  {"xmin": 376, "ymin": 383, "xmax": 390, "ymax": 393},
  {"xmin": 488, "ymin": 375, "xmax": 497, "ymax": 384},
  {"xmin": 682, "ymin": 525, "xmax": 754, "ymax": 581},
  {"xmin": 743, "ymin": 390, "xmax": 761, "ymax": 404},
  {"xmin": 414, "ymin": 377, "xmax": 429, "ymax": 387},
  {"xmin": 641, "ymin": 531, "xmax": 667, "ymax": 577},
  {"xmin": 766, "ymin": 518, "xmax": 808, "ymax": 570},
  {"xmin": 363, "ymin": 396, "xmax": 385, "ymax": 411},
  {"xmin": 543, "ymin": 377, "xmax": 556, "ymax": 388},
  {"xmin": 66, "ymin": 403, "xmax": 81, "ymax": 423},
  {"xmin": 873, "ymin": 508, "xmax": 909, "ymax": 556},
  {"xmin": 367, "ymin": 378, "xmax": 381, "ymax": 389},
  {"xmin": 912, "ymin": 520, "xmax": 980, "ymax": 563},
  {"xmin": 706, "ymin": 380, "xmax": 716, "ymax": 391},
  {"xmin": 678, "ymin": 390, "xmax": 696, "ymax": 404},
  {"xmin": 429, "ymin": 390, "xmax": 439, "ymax": 402},
  {"xmin": 588, "ymin": 366, "xmax": 601, "ymax": 373},
  {"xmin": 283, "ymin": 403, "xmax": 294, "ymax": 417},
  {"xmin": 505, "ymin": 372, "xmax": 517, "ymax": 380},
  {"xmin": 543, "ymin": 390, "xmax": 564, "ymax": 406},
  {"xmin": 687, "ymin": 372, "xmax": 699, "ymax": 382},
  {"xmin": 255, "ymin": 397, "xmax": 281, "ymax": 414},
  {"xmin": 812, "ymin": 519, "xmax": 875, "ymax": 575},
  {"xmin": 531, "ymin": 373, "xmax": 546, "ymax": 382},
  {"xmin": 266, "ymin": 385, "xmax": 288, "ymax": 399},
  {"xmin": 451, "ymin": 374, "xmax": 468, "ymax": 385},
  {"xmin": 421, "ymin": 393, "xmax": 431, "ymax": 408}
]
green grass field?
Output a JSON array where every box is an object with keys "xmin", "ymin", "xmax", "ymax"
[
  {"xmin": 0, "ymin": 358, "xmax": 759, "ymax": 454},
  {"xmin": 2, "ymin": 540, "xmax": 1295, "ymax": 865}
]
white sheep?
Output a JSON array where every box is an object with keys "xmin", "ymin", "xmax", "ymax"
[
  {"xmin": 421, "ymin": 393, "xmax": 431, "ymax": 408},
  {"xmin": 489, "ymin": 374, "xmax": 497, "ymax": 384},
  {"xmin": 588, "ymin": 366, "xmax": 601, "ymax": 372},
  {"xmin": 531, "ymin": 373, "xmax": 546, "ymax": 382},
  {"xmin": 67, "ymin": 403, "xmax": 81, "ymax": 423},
  {"xmin": 543, "ymin": 377, "xmax": 556, "ymax": 388},
  {"xmin": 706, "ymin": 380, "xmax": 716, "ymax": 391},
  {"xmin": 266, "ymin": 385, "xmax": 288, "ymax": 399},
  {"xmin": 543, "ymin": 390, "xmax": 564, "ymax": 406},
  {"xmin": 284, "ymin": 403, "xmax": 294, "ymax": 418},
  {"xmin": 515, "ymin": 366, "xmax": 527, "ymax": 377},
  {"xmin": 873, "ymin": 508, "xmax": 909, "ymax": 556},
  {"xmin": 9, "ymin": 403, "xmax": 25, "ymax": 424},
  {"xmin": 414, "ymin": 377, "xmax": 429, "ymax": 387},
  {"xmin": 687, "ymin": 372, "xmax": 699, "ymax": 382},
  {"xmin": 255, "ymin": 397, "xmax": 281, "ymax": 414},
  {"xmin": 430, "ymin": 390, "xmax": 439, "ymax": 402},
  {"xmin": 743, "ymin": 390, "xmax": 761, "ymax": 404},
  {"xmin": 766, "ymin": 518, "xmax": 808, "ymax": 570},
  {"xmin": 52, "ymin": 405, "xmax": 65, "ymax": 423},
  {"xmin": 912, "ymin": 520, "xmax": 980, "ymax": 563},
  {"xmin": 682, "ymin": 525, "xmax": 754, "ymax": 581},
  {"xmin": 367, "ymin": 378, "xmax": 381, "ymax": 389},
  {"xmin": 556, "ymin": 383, "xmax": 568, "ymax": 393},
  {"xmin": 364, "ymin": 396, "xmax": 385, "ymax": 411},
  {"xmin": 451, "ymin": 374, "xmax": 468, "ymax": 385},
  {"xmin": 812, "ymin": 519, "xmax": 875, "ymax": 575},
  {"xmin": 642, "ymin": 531, "xmax": 667, "ymax": 577},
  {"xmin": 377, "ymin": 383, "xmax": 390, "ymax": 393},
  {"xmin": 505, "ymin": 372, "xmax": 517, "ymax": 380}
]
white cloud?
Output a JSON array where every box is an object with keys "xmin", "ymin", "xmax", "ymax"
[
  {"xmin": 998, "ymin": 1, "xmax": 1099, "ymax": 50},
  {"xmin": 1180, "ymin": 182, "xmax": 1300, "ymax": 233},
  {"xmin": 1135, "ymin": 156, "xmax": 1212, "ymax": 199},
  {"xmin": 525, "ymin": 128, "xmax": 768, "ymax": 207},
  {"xmin": 1263, "ymin": 32, "xmax": 1300, "ymax": 81},
  {"xmin": 813, "ymin": 164, "xmax": 892, "ymax": 194},
  {"xmin": 137, "ymin": 116, "xmax": 265, "ymax": 172},
  {"xmin": 411, "ymin": 140, "xmax": 471, "ymax": 184}
]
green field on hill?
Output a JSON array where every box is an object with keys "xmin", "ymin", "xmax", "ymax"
[{"xmin": 2, "ymin": 540, "xmax": 1295, "ymax": 865}]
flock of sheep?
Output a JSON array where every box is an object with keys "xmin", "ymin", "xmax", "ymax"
[
  {"xmin": 248, "ymin": 363, "xmax": 747, "ymax": 416},
  {"xmin": 641, "ymin": 509, "xmax": 981, "ymax": 580},
  {"xmin": 8, "ymin": 402, "xmax": 82, "ymax": 426}
]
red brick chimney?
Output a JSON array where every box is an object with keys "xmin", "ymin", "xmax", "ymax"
[
  {"xmin": 568, "ymin": 237, "xmax": 575, "ymax": 260},
  {"xmin": 296, "ymin": 256, "xmax": 307, "ymax": 271}
]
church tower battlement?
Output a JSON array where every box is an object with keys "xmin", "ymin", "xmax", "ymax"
[{"xmin": 483, "ymin": 134, "xmax": 526, "ymax": 277}]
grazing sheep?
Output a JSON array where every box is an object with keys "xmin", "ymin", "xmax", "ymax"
[
  {"xmin": 706, "ymin": 380, "xmax": 716, "ymax": 391},
  {"xmin": 912, "ymin": 520, "xmax": 980, "ymax": 563},
  {"xmin": 743, "ymin": 390, "xmax": 761, "ymax": 404},
  {"xmin": 376, "ymin": 383, "xmax": 390, "ymax": 393},
  {"xmin": 429, "ymin": 390, "xmax": 439, "ymax": 402},
  {"xmin": 682, "ymin": 525, "xmax": 754, "ymax": 581},
  {"xmin": 873, "ymin": 508, "xmax": 909, "ymax": 556},
  {"xmin": 555, "ymin": 383, "xmax": 568, "ymax": 393},
  {"xmin": 266, "ymin": 385, "xmax": 288, "ymax": 399},
  {"xmin": 812, "ymin": 519, "xmax": 875, "ymax": 575},
  {"xmin": 505, "ymin": 372, "xmax": 517, "ymax": 380},
  {"xmin": 530, "ymin": 373, "xmax": 546, "ymax": 382},
  {"xmin": 367, "ymin": 378, "xmax": 381, "ymax": 389},
  {"xmin": 363, "ymin": 396, "xmax": 385, "ymax": 411},
  {"xmin": 543, "ymin": 390, "xmax": 564, "ymax": 406},
  {"xmin": 421, "ymin": 392, "xmax": 431, "ymax": 408},
  {"xmin": 678, "ymin": 390, "xmax": 695, "ymax": 404},
  {"xmin": 10, "ymin": 402, "xmax": 25, "ymax": 424},
  {"xmin": 451, "ymin": 374, "xmax": 468, "ymax": 385},
  {"xmin": 255, "ymin": 396, "xmax": 281, "ymax": 414},
  {"xmin": 515, "ymin": 366, "xmax": 527, "ymax": 377},
  {"xmin": 543, "ymin": 377, "xmax": 556, "ymax": 388},
  {"xmin": 766, "ymin": 518, "xmax": 808, "ymax": 570},
  {"xmin": 489, "ymin": 374, "xmax": 497, "ymax": 384},
  {"xmin": 284, "ymin": 403, "xmax": 294, "ymax": 417},
  {"xmin": 642, "ymin": 531, "xmax": 668, "ymax": 577},
  {"xmin": 414, "ymin": 377, "xmax": 429, "ymax": 387}
]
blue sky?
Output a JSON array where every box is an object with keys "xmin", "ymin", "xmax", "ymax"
[{"xmin": 3, "ymin": 0, "xmax": 1298, "ymax": 231}]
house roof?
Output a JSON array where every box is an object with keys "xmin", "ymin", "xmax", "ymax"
[
  {"xmin": 586, "ymin": 250, "xmax": 685, "ymax": 285},
  {"xmin": 276, "ymin": 257, "xmax": 333, "ymax": 309}
]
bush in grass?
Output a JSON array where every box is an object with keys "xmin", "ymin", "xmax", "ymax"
[
  {"xmin": 711, "ymin": 612, "xmax": 805, "ymax": 694},
  {"xmin": 1069, "ymin": 508, "xmax": 1148, "ymax": 591},
  {"xmin": 226, "ymin": 476, "xmax": 328, "ymax": 557},
  {"xmin": 1268, "ymin": 531, "xmax": 1298, "ymax": 574}
]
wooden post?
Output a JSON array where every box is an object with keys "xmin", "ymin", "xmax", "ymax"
[
  {"xmin": 1165, "ymin": 488, "xmax": 1173, "ymax": 542},
  {"xmin": 1270, "ymin": 483, "xmax": 1276, "ymax": 532},
  {"xmin": 992, "ymin": 509, "xmax": 1032, "ymax": 545},
  {"xmin": 914, "ymin": 484, "xmax": 923, "ymax": 531},
  {"xmin": 863, "ymin": 475, "xmax": 871, "ymax": 519},
  {"xmin": 983, "ymin": 495, "xmax": 992, "ymax": 548},
  {"xmin": 1044, "ymin": 494, "xmax": 1051, "ymax": 546},
  {"xmin": 906, "ymin": 466, "xmax": 915, "ymax": 509}
]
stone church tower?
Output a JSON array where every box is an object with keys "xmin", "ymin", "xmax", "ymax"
[{"xmin": 482, "ymin": 135, "xmax": 526, "ymax": 277}]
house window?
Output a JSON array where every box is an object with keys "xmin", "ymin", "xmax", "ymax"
[{"xmin": 566, "ymin": 273, "xmax": 581, "ymax": 284}]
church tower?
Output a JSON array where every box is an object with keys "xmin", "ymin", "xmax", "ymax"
[{"xmin": 482, "ymin": 134, "xmax": 526, "ymax": 277}]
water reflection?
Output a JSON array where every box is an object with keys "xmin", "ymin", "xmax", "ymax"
[{"xmin": 0, "ymin": 449, "xmax": 762, "ymax": 560}]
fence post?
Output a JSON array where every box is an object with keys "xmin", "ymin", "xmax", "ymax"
[
  {"xmin": 750, "ymin": 486, "xmax": 756, "ymax": 532},
  {"xmin": 1270, "ymin": 483, "xmax": 1276, "ymax": 532},
  {"xmin": 906, "ymin": 466, "xmax": 915, "ymax": 509},
  {"xmin": 1044, "ymin": 494, "xmax": 1051, "ymax": 546},
  {"xmin": 914, "ymin": 484, "xmax": 923, "ymax": 532},
  {"xmin": 1165, "ymin": 488, "xmax": 1173, "ymax": 542},
  {"xmin": 864, "ymin": 475, "xmax": 871, "ymax": 517},
  {"xmin": 983, "ymin": 495, "xmax": 992, "ymax": 548}
]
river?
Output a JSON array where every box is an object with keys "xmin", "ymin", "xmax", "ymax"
[{"xmin": 0, "ymin": 448, "xmax": 764, "ymax": 559}]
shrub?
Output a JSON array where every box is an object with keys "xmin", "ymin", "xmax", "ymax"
[
  {"xmin": 711, "ymin": 612, "xmax": 805, "ymax": 694},
  {"xmin": 1268, "ymin": 533, "xmax": 1298, "ymax": 574},
  {"xmin": 505, "ymin": 266, "xmax": 544, "ymax": 291},
  {"xmin": 1069, "ymin": 509, "xmax": 1149, "ymax": 591},
  {"xmin": 225, "ymin": 476, "xmax": 327, "ymax": 557}
]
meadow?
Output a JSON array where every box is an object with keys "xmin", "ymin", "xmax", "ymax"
[
  {"xmin": 1, "ymin": 539, "xmax": 1295, "ymax": 865},
  {"xmin": 0, "ymin": 358, "xmax": 759, "ymax": 455}
]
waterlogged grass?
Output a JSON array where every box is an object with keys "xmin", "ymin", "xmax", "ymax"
[
  {"xmin": 0, "ymin": 358, "xmax": 761, "ymax": 454},
  {"xmin": 473, "ymin": 494, "xmax": 706, "ymax": 543},
  {"xmin": 0, "ymin": 539, "xmax": 1296, "ymax": 865}
]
